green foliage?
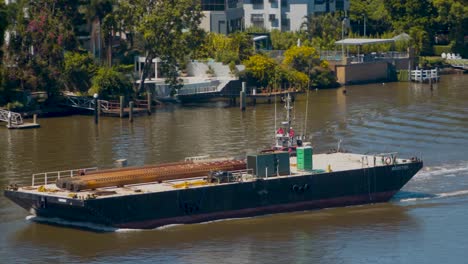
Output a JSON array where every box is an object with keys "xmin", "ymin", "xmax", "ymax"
[
  {"xmin": 349, "ymin": 0, "xmax": 391, "ymax": 35},
  {"xmin": 5, "ymin": 101, "xmax": 25, "ymax": 111},
  {"xmin": 120, "ymin": 0, "xmax": 204, "ymax": 92},
  {"xmin": 243, "ymin": 54, "xmax": 278, "ymax": 88},
  {"xmin": 384, "ymin": 0, "xmax": 436, "ymax": 31},
  {"xmin": 243, "ymin": 46, "xmax": 337, "ymax": 90},
  {"xmin": 63, "ymin": 51, "xmax": 97, "ymax": 93},
  {"xmin": 0, "ymin": 1, "xmax": 7, "ymax": 53},
  {"xmin": 89, "ymin": 67, "xmax": 132, "ymax": 99},
  {"xmin": 433, "ymin": 45, "xmax": 452, "ymax": 56},
  {"xmin": 419, "ymin": 56, "xmax": 450, "ymax": 68},
  {"xmin": 432, "ymin": 0, "xmax": 468, "ymax": 57},
  {"xmin": 194, "ymin": 32, "xmax": 252, "ymax": 64},
  {"xmin": 4, "ymin": 0, "xmax": 78, "ymax": 98},
  {"xmin": 282, "ymin": 46, "xmax": 337, "ymax": 89},
  {"xmin": 300, "ymin": 13, "xmax": 342, "ymax": 50},
  {"xmin": 270, "ymin": 29, "xmax": 299, "ymax": 50},
  {"xmin": 409, "ymin": 26, "xmax": 431, "ymax": 56}
]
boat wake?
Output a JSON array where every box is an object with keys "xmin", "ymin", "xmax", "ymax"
[
  {"xmin": 25, "ymin": 215, "xmax": 138, "ymax": 232},
  {"xmin": 395, "ymin": 189, "xmax": 468, "ymax": 203},
  {"xmin": 414, "ymin": 162, "xmax": 468, "ymax": 181}
]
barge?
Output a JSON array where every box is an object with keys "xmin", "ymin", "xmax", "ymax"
[
  {"xmin": 4, "ymin": 152, "xmax": 422, "ymax": 229},
  {"xmin": 4, "ymin": 94, "xmax": 423, "ymax": 229}
]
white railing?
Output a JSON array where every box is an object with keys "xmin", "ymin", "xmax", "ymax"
[
  {"xmin": 98, "ymin": 100, "xmax": 109, "ymax": 111},
  {"xmin": 0, "ymin": 109, "xmax": 23, "ymax": 125},
  {"xmin": 31, "ymin": 167, "xmax": 98, "ymax": 186},
  {"xmin": 64, "ymin": 96, "xmax": 95, "ymax": 110},
  {"xmin": 411, "ymin": 69, "xmax": 439, "ymax": 82}
]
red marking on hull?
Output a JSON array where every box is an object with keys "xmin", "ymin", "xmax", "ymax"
[{"xmin": 116, "ymin": 190, "xmax": 398, "ymax": 229}]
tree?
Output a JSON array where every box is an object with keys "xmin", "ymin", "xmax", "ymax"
[
  {"xmin": 383, "ymin": 0, "xmax": 436, "ymax": 32},
  {"xmin": 283, "ymin": 46, "xmax": 337, "ymax": 88},
  {"xmin": 243, "ymin": 54, "xmax": 278, "ymax": 89},
  {"xmin": 119, "ymin": 0, "xmax": 204, "ymax": 94},
  {"xmin": 83, "ymin": 0, "xmax": 114, "ymax": 63},
  {"xmin": 270, "ymin": 29, "xmax": 299, "ymax": 50},
  {"xmin": 0, "ymin": 1, "xmax": 8, "ymax": 57},
  {"xmin": 433, "ymin": 0, "xmax": 468, "ymax": 57},
  {"xmin": 63, "ymin": 51, "xmax": 97, "ymax": 93},
  {"xmin": 4, "ymin": 0, "xmax": 77, "ymax": 98},
  {"xmin": 193, "ymin": 32, "xmax": 252, "ymax": 64},
  {"xmin": 349, "ymin": 0, "xmax": 391, "ymax": 36},
  {"xmin": 300, "ymin": 13, "xmax": 342, "ymax": 50},
  {"xmin": 89, "ymin": 67, "xmax": 132, "ymax": 99}
]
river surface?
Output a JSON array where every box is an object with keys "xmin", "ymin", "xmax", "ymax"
[{"xmin": 1, "ymin": 74, "xmax": 468, "ymax": 263}]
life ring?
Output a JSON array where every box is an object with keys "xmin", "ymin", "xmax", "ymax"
[{"xmin": 385, "ymin": 157, "xmax": 392, "ymax": 165}]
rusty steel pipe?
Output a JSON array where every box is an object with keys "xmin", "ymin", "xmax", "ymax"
[{"xmin": 57, "ymin": 160, "xmax": 246, "ymax": 192}]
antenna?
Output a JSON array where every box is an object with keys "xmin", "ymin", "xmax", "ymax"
[{"xmin": 274, "ymin": 93, "xmax": 277, "ymax": 144}]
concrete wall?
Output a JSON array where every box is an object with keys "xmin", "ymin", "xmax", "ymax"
[
  {"xmin": 200, "ymin": 9, "xmax": 243, "ymax": 34},
  {"xmin": 287, "ymin": 1, "xmax": 308, "ymax": 31},
  {"xmin": 335, "ymin": 62, "xmax": 389, "ymax": 85}
]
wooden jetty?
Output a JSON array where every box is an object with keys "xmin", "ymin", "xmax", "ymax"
[
  {"xmin": 64, "ymin": 96, "xmax": 154, "ymax": 118},
  {"xmin": 100, "ymin": 99, "xmax": 150, "ymax": 117}
]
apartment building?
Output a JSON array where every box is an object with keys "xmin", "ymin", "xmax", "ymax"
[
  {"xmin": 200, "ymin": 0, "xmax": 244, "ymax": 34},
  {"xmin": 243, "ymin": 0, "xmax": 349, "ymax": 31}
]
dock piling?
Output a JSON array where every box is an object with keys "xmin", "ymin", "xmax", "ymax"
[
  {"xmin": 240, "ymin": 82, "xmax": 246, "ymax": 111},
  {"xmin": 129, "ymin": 101, "xmax": 134, "ymax": 123},
  {"xmin": 97, "ymin": 100, "xmax": 102, "ymax": 118},
  {"xmin": 33, "ymin": 114, "xmax": 37, "ymax": 124},
  {"xmin": 7, "ymin": 112, "xmax": 12, "ymax": 127},
  {"xmin": 147, "ymin": 93, "xmax": 152, "ymax": 115},
  {"xmin": 119, "ymin": 96, "xmax": 124, "ymax": 118},
  {"xmin": 94, "ymin": 96, "xmax": 98, "ymax": 124}
]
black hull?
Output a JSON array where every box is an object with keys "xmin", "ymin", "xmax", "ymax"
[{"xmin": 4, "ymin": 162, "xmax": 422, "ymax": 229}]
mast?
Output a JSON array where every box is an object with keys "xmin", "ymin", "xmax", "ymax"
[{"xmin": 285, "ymin": 93, "xmax": 293, "ymax": 146}]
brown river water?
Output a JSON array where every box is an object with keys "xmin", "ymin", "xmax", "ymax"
[{"xmin": 1, "ymin": 74, "xmax": 468, "ymax": 263}]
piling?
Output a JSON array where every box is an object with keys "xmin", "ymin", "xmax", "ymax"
[
  {"xmin": 129, "ymin": 101, "xmax": 134, "ymax": 123},
  {"xmin": 97, "ymin": 100, "xmax": 102, "ymax": 117},
  {"xmin": 240, "ymin": 82, "xmax": 246, "ymax": 111},
  {"xmin": 119, "ymin": 96, "xmax": 124, "ymax": 118},
  {"xmin": 94, "ymin": 98, "xmax": 98, "ymax": 124},
  {"xmin": 33, "ymin": 114, "xmax": 37, "ymax": 124},
  {"xmin": 147, "ymin": 93, "xmax": 152, "ymax": 115},
  {"xmin": 7, "ymin": 112, "xmax": 12, "ymax": 127}
]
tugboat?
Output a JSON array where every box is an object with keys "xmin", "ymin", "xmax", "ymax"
[{"xmin": 4, "ymin": 95, "xmax": 423, "ymax": 230}]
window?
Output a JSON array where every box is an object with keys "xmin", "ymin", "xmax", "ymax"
[
  {"xmin": 251, "ymin": 14, "xmax": 264, "ymax": 28},
  {"xmin": 201, "ymin": 0, "xmax": 225, "ymax": 11},
  {"xmin": 336, "ymin": 0, "xmax": 344, "ymax": 10}
]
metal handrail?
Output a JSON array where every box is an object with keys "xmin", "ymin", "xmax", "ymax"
[
  {"xmin": 0, "ymin": 109, "xmax": 23, "ymax": 125},
  {"xmin": 31, "ymin": 167, "xmax": 98, "ymax": 186}
]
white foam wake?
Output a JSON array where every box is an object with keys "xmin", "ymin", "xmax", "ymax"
[
  {"xmin": 414, "ymin": 162, "xmax": 468, "ymax": 181},
  {"xmin": 25, "ymin": 215, "xmax": 127, "ymax": 232},
  {"xmin": 398, "ymin": 189, "xmax": 468, "ymax": 203}
]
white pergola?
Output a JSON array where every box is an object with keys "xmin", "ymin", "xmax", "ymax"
[{"xmin": 335, "ymin": 38, "xmax": 397, "ymax": 60}]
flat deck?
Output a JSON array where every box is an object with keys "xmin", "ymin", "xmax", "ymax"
[
  {"xmin": 14, "ymin": 153, "xmax": 411, "ymax": 200},
  {"xmin": 6, "ymin": 122, "xmax": 40, "ymax": 129}
]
